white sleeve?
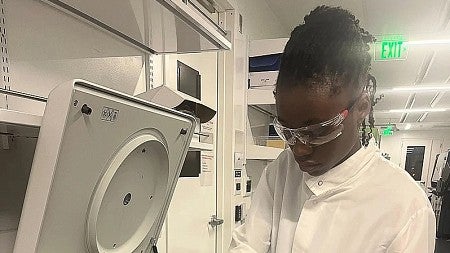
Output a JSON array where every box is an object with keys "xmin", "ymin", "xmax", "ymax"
[
  {"xmin": 386, "ymin": 207, "xmax": 436, "ymax": 253},
  {"xmin": 229, "ymin": 168, "xmax": 274, "ymax": 253}
]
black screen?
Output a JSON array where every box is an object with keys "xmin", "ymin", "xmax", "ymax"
[
  {"xmin": 405, "ymin": 146, "xmax": 425, "ymax": 181},
  {"xmin": 177, "ymin": 61, "xmax": 201, "ymax": 100},
  {"xmin": 180, "ymin": 151, "xmax": 201, "ymax": 177}
]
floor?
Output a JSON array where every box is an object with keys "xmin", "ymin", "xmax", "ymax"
[{"xmin": 435, "ymin": 239, "xmax": 450, "ymax": 253}]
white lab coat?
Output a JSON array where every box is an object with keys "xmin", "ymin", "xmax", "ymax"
[{"xmin": 230, "ymin": 144, "xmax": 436, "ymax": 253}]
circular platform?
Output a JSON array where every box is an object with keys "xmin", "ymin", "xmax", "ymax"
[{"xmin": 86, "ymin": 134, "xmax": 169, "ymax": 252}]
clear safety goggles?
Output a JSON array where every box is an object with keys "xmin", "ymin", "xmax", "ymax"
[{"xmin": 273, "ymin": 97, "xmax": 359, "ymax": 147}]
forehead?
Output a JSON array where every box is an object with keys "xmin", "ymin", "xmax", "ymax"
[{"xmin": 275, "ymin": 85, "xmax": 353, "ymax": 128}]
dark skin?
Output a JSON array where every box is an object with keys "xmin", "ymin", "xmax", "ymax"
[{"xmin": 276, "ymin": 81, "xmax": 371, "ymax": 176}]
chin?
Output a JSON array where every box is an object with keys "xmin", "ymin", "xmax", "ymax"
[
  {"xmin": 305, "ymin": 168, "xmax": 327, "ymax": 177},
  {"xmin": 297, "ymin": 163, "xmax": 326, "ymax": 176}
]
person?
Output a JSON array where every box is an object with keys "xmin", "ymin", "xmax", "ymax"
[{"xmin": 229, "ymin": 5, "xmax": 436, "ymax": 253}]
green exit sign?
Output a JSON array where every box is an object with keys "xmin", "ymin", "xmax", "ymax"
[
  {"xmin": 381, "ymin": 125, "xmax": 394, "ymax": 136},
  {"xmin": 374, "ymin": 35, "xmax": 408, "ymax": 61}
]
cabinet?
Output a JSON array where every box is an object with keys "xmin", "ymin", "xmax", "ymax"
[
  {"xmin": 245, "ymin": 38, "xmax": 288, "ymax": 188},
  {"xmin": 245, "ymin": 38, "xmax": 288, "ymax": 161}
]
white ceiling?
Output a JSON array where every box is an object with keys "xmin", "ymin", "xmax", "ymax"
[{"xmin": 264, "ymin": 0, "xmax": 450, "ymax": 130}]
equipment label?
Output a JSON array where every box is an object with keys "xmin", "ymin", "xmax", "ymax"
[{"xmin": 100, "ymin": 107, "xmax": 119, "ymax": 122}]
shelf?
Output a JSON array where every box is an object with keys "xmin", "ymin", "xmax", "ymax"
[
  {"xmin": 35, "ymin": 0, "xmax": 230, "ymax": 54},
  {"xmin": 247, "ymin": 89, "xmax": 275, "ymax": 105},
  {"xmin": 249, "ymin": 38, "xmax": 288, "ymax": 57},
  {"xmin": 189, "ymin": 140, "xmax": 214, "ymax": 151},
  {"xmin": 0, "ymin": 109, "xmax": 42, "ymax": 127},
  {"xmin": 0, "ymin": 209, "xmax": 20, "ymax": 232},
  {"xmin": 246, "ymin": 144, "xmax": 284, "ymax": 160}
]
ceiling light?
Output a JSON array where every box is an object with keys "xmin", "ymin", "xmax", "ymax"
[
  {"xmin": 388, "ymin": 108, "xmax": 447, "ymax": 113},
  {"xmin": 391, "ymin": 85, "xmax": 450, "ymax": 92},
  {"xmin": 405, "ymin": 123, "xmax": 412, "ymax": 130},
  {"xmin": 377, "ymin": 85, "xmax": 450, "ymax": 93},
  {"xmin": 418, "ymin": 112, "xmax": 429, "ymax": 122},
  {"xmin": 405, "ymin": 39, "xmax": 450, "ymax": 45}
]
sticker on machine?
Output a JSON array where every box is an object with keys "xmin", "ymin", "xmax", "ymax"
[{"xmin": 101, "ymin": 106, "xmax": 119, "ymax": 122}]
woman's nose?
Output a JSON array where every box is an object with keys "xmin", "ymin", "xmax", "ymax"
[{"xmin": 290, "ymin": 140, "xmax": 314, "ymax": 157}]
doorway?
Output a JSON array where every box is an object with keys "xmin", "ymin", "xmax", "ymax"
[{"xmin": 401, "ymin": 139, "xmax": 433, "ymax": 184}]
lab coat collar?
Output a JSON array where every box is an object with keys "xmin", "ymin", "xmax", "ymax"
[{"xmin": 304, "ymin": 144, "xmax": 378, "ymax": 196}]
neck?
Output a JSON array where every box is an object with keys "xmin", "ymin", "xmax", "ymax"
[
  {"xmin": 336, "ymin": 140, "xmax": 362, "ymax": 167},
  {"xmin": 306, "ymin": 140, "xmax": 363, "ymax": 177}
]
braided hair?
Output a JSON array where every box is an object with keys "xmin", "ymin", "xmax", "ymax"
[
  {"xmin": 276, "ymin": 6, "xmax": 375, "ymax": 94},
  {"xmin": 361, "ymin": 74, "xmax": 377, "ymax": 147},
  {"xmin": 275, "ymin": 5, "xmax": 377, "ymax": 146}
]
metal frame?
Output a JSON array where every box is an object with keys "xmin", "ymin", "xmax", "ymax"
[
  {"xmin": 41, "ymin": 0, "xmax": 231, "ymax": 54},
  {"xmin": 154, "ymin": 0, "xmax": 231, "ymax": 50},
  {"xmin": 0, "ymin": 87, "xmax": 47, "ymax": 103},
  {"xmin": 0, "ymin": 0, "xmax": 10, "ymax": 109}
]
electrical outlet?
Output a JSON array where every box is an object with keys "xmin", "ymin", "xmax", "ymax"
[
  {"xmin": 235, "ymin": 205, "xmax": 242, "ymax": 222},
  {"xmin": 234, "ymin": 178, "xmax": 242, "ymax": 195}
]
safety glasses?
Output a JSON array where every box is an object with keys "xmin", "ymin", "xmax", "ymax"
[{"xmin": 273, "ymin": 96, "xmax": 360, "ymax": 147}]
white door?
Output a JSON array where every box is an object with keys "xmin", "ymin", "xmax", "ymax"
[
  {"xmin": 157, "ymin": 51, "xmax": 219, "ymax": 253},
  {"xmin": 164, "ymin": 150, "xmax": 218, "ymax": 253},
  {"xmin": 401, "ymin": 139, "xmax": 433, "ymax": 184}
]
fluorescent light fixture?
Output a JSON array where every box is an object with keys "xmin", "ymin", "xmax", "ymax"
[
  {"xmin": 418, "ymin": 112, "xmax": 429, "ymax": 122},
  {"xmin": 388, "ymin": 108, "xmax": 447, "ymax": 113},
  {"xmin": 377, "ymin": 85, "xmax": 450, "ymax": 94},
  {"xmin": 405, "ymin": 39, "xmax": 450, "ymax": 45},
  {"xmin": 391, "ymin": 85, "xmax": 450, "ymax": 92},
  {"xmin": 405, "ymin": 123, "xmax": 412, "ymax": 130}
]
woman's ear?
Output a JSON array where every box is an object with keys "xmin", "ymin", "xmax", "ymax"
[{"xmin": 356, "ymin": 93, "xmax": 371, "ymax": 124}]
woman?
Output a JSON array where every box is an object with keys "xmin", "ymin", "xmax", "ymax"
[{"xmin": 230, "ymin": 5, "xmax": 435, "ymax": 253}]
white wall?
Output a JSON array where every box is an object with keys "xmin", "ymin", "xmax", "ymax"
[
  {"xmin": 380, "ymin": 129, "xmax": 450, "ymax": 185},
  {"xmin": 163, "ymin": 52, "xmax": 218, "ymax": 111},
  {"xmin": 229, "ymin": 0, "xmax": 290, "ymax": 40},
  {"xmin": 4, "ymin": 0, "xmax": 146, "ymax": 115}
]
